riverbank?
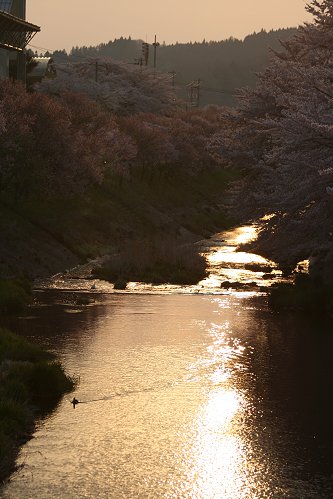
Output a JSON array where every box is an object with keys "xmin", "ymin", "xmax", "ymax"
[
  {"xmin": 0, "ymin": 327, "xmax": 75, "ymax": 484},
  {"xmin": 0, "ymin": 167, "xmax": 239, "ymax": 281},
  {"xmin": 0, "ymin": 280, "xmax": 75, "ymax": 484}
]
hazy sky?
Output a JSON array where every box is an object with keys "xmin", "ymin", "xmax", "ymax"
[{"xmin": 27, "ymin": 0, "xmax": 311, "ymax": 52}]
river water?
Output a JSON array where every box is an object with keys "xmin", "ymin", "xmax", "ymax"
[{"xmin": 3, "ymin": 226, "xmax": 333, "ymax": 498}]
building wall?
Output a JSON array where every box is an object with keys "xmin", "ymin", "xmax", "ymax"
[
  {"xmin": 0, "ymin": 49, "xmax": 9, "ymax": 79},
  {"xmin": 10, "ymin": 0, "xmax": 25, "ymax": 19},
  {"xmin": 0, "ymin": 1, "xmax": 26, "ymax": 79}
]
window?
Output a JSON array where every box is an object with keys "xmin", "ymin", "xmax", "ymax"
[{"xmin": 0, "ymin": 1, "xmax": 13, "ymax": 13}]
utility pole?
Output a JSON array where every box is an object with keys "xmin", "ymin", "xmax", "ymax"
[
  {"xmin": 152, "ymin": 34, "xmax": 159, "ymax": 76},
  {"xmin": 186, "ymin": 82, "xmax": 191, "ymax": 110},
  {"xmin": 196, "ymin": 78, "xmax": 201, "ymax": 107},
  {"xmin": 142, "ymin": 42, "xmax": 149, "ymax": 66}
]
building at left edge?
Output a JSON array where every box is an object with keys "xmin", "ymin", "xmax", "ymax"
[{"xmin": 0, "ymin": 0, "xmax": 40, "ymax": 83}]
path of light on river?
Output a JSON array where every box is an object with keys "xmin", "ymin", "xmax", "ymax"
[
  {"xmin": 174, "ymin": 316, "xmax": 273, "ymax": 499},
  {"xmin": 35, "ymin": 223, "xmax": 280, "ymax": 295},
  {"xmin": 3, "ymin": 294, "xmax": 280, "ymax": 498}
]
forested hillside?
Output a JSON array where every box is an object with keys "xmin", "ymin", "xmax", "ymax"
[{"xmin": 51, "ymin": 28, "xmax": 296, "ymax": 107}]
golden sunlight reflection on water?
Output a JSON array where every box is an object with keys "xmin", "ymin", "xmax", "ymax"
[
  {"xmin": 4, "ymin": 275, "xmax": 333, "ymax": 497},
  {"xmin": 197, "ymin": 224, "xmax": 281, "ymax": 291},
  {"xmin": 208, "ymin": 250, "xmax": 268, "ymax": 266},
  {"xmin": 8, "ymin": 225, "xmax": 329, "ymax": 498},
  {"xmin": 170, "ymin": 319, "xmax": 268, "ymax": 499},
  {"xmin": 224, "ymin": 225, "xmax": 258, "ymax": 246},
  {"xmin": 35, "ymin": 223, "xmax": 282, "ymax": 295},
  {"xmin": 191, "ymin": 392, "xmax": 247, "ymax": 498},
  {"xmin": 205, "ymin": 224, "xmax": 273, "ymax": 267}
]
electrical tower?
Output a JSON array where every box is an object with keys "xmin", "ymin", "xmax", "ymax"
[
  {"xmin": 168, "ymin": 71, "xmax": 176, "ymax": 87},
  {"xmin": 186, "ymin": 79, "xmax": 201, "ymax": 108}
]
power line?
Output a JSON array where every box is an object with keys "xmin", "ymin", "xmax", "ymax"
[
  {"xmin": 176, "ymin": 78, "xmax": 235, "ymax": 95},
  {"xmin": 201, "ymin": 85, "xmax": 235, "ymax": 95},
  {"xmin": 27, "ymin": 43, "xmax": 56, "ymax": 53}
]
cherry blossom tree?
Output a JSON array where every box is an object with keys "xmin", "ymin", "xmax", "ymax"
[
  {"xmin": 117, "ymin": 114, "xmax": 176, "ymax": 180},
  {"xmin": 37, "ymin": 58, "xmax": 178, "ymax": 116},
  {"xmin": 221, "ymin": 0, "xmax": 333, "ymax": 277},
  {"xmin": 0, "ymin": 81, "xmax": 136, "ymax": 198},
  {"xmin": 117, "ymin": 108, "xmax": 224, "ymax": 182}
]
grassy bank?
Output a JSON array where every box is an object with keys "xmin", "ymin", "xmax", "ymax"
[
  {"xmin": 0, "ymin": 166, "xmax": 239, "ymax": 280},
  {"xmin": 0, "ymin": 279, "xmax": 31, "ymax": 316},
  {"xmin": 30, "ymin": 166, "xmax": 237, "ymax": 258},
  {"xmin": 0, "ymin": 328, "xmax": 75, "ymax": 484}
]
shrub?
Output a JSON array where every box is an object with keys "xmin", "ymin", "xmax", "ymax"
[
  {"xmin": 26, "ymin": 361, "xmax": 75, "ymax": 407},
  {"xmin": 0, "ymin": 328, "xmax": 76, "ymax": 481},
  {"xmin": 1, "ymin": 379, "xmax": 29, "ymax": 405},
  {"xmin": 0, "ymin": 280, "xmax": 31, "ymax": 316},
  {"xmin": 0, "ymin": 328, "xmax": 51, "ymax": 362},
  {"xmin": 269, "ymin": 274, "xmax": 333, "ymax": 316},
  {"xmin": 0, "ymin": 399, "xmax": 31, "ymax": 436},
  {"xmin": 94, "ymin": 238, "xmax": 207, "ymax": 285},
  {"xmin": 113, "ymin": 278, "xmax": 128, "ymax": 290},
  {"xmin": 0, "ymin": 430, "xmax": 11, "ymax": 476}
]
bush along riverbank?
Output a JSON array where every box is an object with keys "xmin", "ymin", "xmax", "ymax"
[
  {"xmin": 0, "ymin": 279, "xmax": 32, "ymax": 316},
  {"xmin": 0, "ymin": 328, "xmax": 75, "ymax": 484},
  {"xmin": 93, "ymin": 237, "xmax": 208, "ymax": 287},
  {"xmin": 269, "ymin": 273, "xmax": 333, "ymax": 318},
  {"xmin": 0, "ymin": 280, "xmax": 75, "ymax": 484}
]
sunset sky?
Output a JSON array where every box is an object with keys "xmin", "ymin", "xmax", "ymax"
[{"xmin": 27, "ymin": 0, "xmax": 311, "ymax": 52}]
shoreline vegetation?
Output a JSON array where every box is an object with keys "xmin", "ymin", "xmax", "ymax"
[
  {"xmin": 269, "ymin": 274, "xmax": 333, "ymax": 317},
  {"xmin": 0, "ymin": 281, "xmax": 75, "ymax": 485},
  {"xmin": 0, "ymin": 279, "xmax": 31, "ymax": 316},
  {"xmin": 93, "ymin": 237, "xmax": 208, "ymax": 287}
]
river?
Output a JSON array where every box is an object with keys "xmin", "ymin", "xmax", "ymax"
[{"xmin": 3, "ymin": 225, "xmax": 333, "ymax": 498}]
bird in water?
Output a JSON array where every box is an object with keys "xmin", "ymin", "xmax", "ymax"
[{"xmin": 71, "ymin": 397, "xmax": 79, "ymax": 408}]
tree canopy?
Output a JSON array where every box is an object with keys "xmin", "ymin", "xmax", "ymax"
[{"xmin": 226, "ymin": 0, "xmax": 333, "ymax": 278}]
